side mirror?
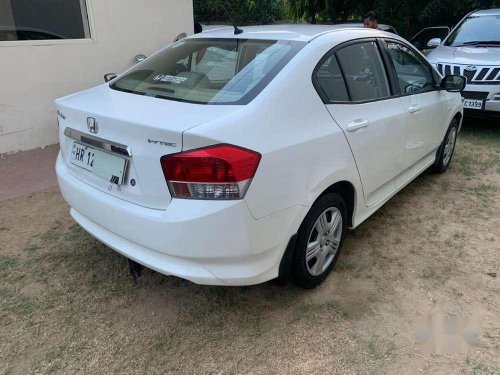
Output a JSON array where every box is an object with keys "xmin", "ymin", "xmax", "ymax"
[
  {"xmin": 441, "ymin": 75, "xmax": 466, "ymax": 92},
  {"xmin": 104, "ymin": 73, "xmax": 117, "ymax": 83},
  {"xmin": 427, "ymin": 38, "xmax": 442, "ymax": 48},
  {"xmin": 135, "ymin": 54, "xmax": 147, "ymax": 63}
]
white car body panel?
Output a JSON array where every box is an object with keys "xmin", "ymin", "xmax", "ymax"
[{"xmin": 55, "ymin": 25, "xmax": 463, "ymax": 286}]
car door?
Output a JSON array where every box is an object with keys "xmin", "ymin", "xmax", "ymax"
[
  {"xmin": 313, "ymin": 40, "xmax": 407, "ymax": 207},
  {"xmin": 381, "ymin": 39, "xmax": 448, "ymax": 187},
  {"xmin": 410, "ymin": 26, "xmax": 450, "ymax": 54}
]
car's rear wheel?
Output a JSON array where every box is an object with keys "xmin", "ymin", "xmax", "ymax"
[
  {"xmin": 432, "ymin": 119, "xmax": 459, "ymax": 174},
  {"xmin": 291, "ymin": 193, "xmax": 347, "ymax": 289}
]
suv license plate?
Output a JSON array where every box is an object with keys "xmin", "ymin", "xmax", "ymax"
[
  {"xmin": 70, "ymin": 142, "xmax": 127, "ymax": 185},
  {"xmin": 463, "ymin": 99, "xmax": 484, "ymax": 110}
]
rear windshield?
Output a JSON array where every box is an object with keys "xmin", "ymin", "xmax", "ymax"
[
  {"xmin": 445, "ymin": 15, "xmax": 500, "ymax": 47},
  {"xmin": 111, "ymin": 38, "xmax": 305, "ymax": 105}
]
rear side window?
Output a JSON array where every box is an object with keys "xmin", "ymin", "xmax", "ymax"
[
  {"xmin": 383, "ymin": 41, "xmax": 435, "ymax": 94},
  {"xmin": 111, "ymin": 38, "xmax": 305, "ymax": 105},
  {"xmin": 336, "ymin": 42, "xmax": 391, "ymax": 102},
  {"xmin": 314, "ymin": 55, "xmax": 349, "ymax": 102}
]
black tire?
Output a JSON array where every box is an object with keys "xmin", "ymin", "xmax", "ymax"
[
  {"xmin": 291, "ymin": 193, "xmax": 347, "ymax": 289},
  {"xmin": 431, "ymin": 119, "xmax": 459, "ymax": 174}
]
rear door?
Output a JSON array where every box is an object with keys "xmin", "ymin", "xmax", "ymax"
[
  {"xmin": 314, "ymin": 40, "xmax": 407, "ymax": 207},
  {"xmin": 381, "ymin": 39, "xmax": 447, "ymax": 186}
]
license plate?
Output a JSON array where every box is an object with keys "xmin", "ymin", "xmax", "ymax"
[
  {"xmin": 70, "ymin": 142, "xmax": 127, "ymax": 185},
  {"xmin": 463, "ymin": 99, "xmax": 484, "ymax": 110}
]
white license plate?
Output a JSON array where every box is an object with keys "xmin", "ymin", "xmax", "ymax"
[
  {"xmin": 463, "ymin": 99, "xmax": 484, "ymax": 110},
  {"xmin": 70, "ymin": 142, "xmax": 127, "ymax": 185}
]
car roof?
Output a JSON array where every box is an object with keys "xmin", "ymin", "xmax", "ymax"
[
  {"xmin": 190, "ymin": 24, "xmax": 381, "ymax": 42},
  {"xmin": 470, "ymin": 8, "xmax": 500, "ymax": 16}
]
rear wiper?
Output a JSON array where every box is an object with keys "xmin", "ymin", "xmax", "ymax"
[{"xmin": 457, "ymin": 40, "xmax": 500, "ymax": 46}]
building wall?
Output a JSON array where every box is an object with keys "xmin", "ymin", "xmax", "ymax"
[{"xmin": 0, "ymin": 0, "xmax": 193, "ymax": 153}]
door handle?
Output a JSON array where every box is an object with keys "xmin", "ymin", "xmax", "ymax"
[
  {"xmin": 408, "ymin": 105, "xmax": 422, "ymax": 114},
  {"xmin": 347, "ymin": 119, "xmax": 370, "ymax": 132}
]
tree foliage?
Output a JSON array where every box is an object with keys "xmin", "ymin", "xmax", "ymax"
[
  {"xmin": 193, "ymin": 0, "xmax": 285, "ymax": 25},
  {"xmin": 194, "ymin": 0, "xmax": 499, "ymax": 37}
]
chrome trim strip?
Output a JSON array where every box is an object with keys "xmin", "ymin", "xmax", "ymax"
[{"xmin": 64, "ymin": 127, "xmax": 132, "ymax": 157}]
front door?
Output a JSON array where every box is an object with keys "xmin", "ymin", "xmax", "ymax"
[
  {"xmin": 410, "ymin": 26, "xmax": 450, "ymax": 54},
  {"xmin": 381, "ymin": 40, "xmax": 448, "ymax": 186}
]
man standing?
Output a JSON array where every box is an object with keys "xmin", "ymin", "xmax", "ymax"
[{"xmin": 363, "ymin": 11, "xmax": 378, "ymax": 29}]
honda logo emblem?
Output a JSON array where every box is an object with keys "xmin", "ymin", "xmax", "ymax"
[{"xmin": 87, "ymin": 117, "xmax": 98, "ymax": 134}]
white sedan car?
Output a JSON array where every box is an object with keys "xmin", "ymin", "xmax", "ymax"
[{"xmin": 55, "ymin": 25, "xmax": 465, "ymax": 288}]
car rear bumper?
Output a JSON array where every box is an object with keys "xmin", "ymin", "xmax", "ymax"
[{"xmin": 56, "ymin": 153, "xmax": 305, "ymax": 285}]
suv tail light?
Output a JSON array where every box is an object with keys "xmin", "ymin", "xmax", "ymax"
[{"xmin": 160, "ymin": 144, "xmax": 261, "ymax": 200}]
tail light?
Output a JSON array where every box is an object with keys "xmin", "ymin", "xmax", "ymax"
[{"xmin": 160, "ymin": 144, "xmax": 261, "ymax": 200}]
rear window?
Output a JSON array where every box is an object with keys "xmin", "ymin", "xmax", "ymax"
[{"xmin": 111, "ymin": 38, "xmax": 305, "ymax": 105}]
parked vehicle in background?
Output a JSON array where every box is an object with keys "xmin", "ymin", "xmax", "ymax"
[
  {"xmin": 427, "ymin": 9, "xmax": 500, "ymax": 119},
  {"xmin": 410, "ymin": 26, "xmax": 451, "ymax": 54},
  {"xmin": 55, "ymin": 25, "xmax": 464, "ymax": 289}
]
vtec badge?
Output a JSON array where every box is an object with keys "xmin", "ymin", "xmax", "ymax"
[{"xmin": 148, "ymin": 139, "xmax": 177, "ymax": 147}]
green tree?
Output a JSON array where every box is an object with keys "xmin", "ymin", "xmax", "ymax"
[
  {"xmin": 193, "ymin": 0, "xmax": 284, "ymax": 25},
  {"xmin": 285, "ymin": 0, "xmax": 499, "ymax": 37},
  {"xmin": 248, "ymin": 0, "xmax": 286, "ymax": 24},
  {"xmin": 195, "ymin": 0, "xmax": 500, "ymax": 38}
]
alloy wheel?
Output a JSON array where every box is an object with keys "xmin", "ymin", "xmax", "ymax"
[
  {"xmin": 305, "ymin": 207, "xmax": 343, "ymax": 276},
  {"xmin": 443, "ymin": 127, "xmax": 457, "ymax": 167}
]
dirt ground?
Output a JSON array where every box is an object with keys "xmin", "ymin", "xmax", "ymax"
[{"xmin": 0, "ymin": 120, "xmax": 499, "ymax": 375}]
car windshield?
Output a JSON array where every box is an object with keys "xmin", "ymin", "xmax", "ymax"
[
  {"xmin": 445, "ymin": 15, "xmax": 500, "ymax": 47},
  {"xmin": 111, "ymin": 38, "xmax": 305, "ymax": 105}
]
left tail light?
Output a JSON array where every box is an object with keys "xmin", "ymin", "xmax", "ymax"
[{"xmin": 160, "ymin": 144, "xmax": 261, "ymax": 200}]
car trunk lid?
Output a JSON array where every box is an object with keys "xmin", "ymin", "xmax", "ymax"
[{"xmin": 56, "ymin": 85, "xmax": 241, "ymax": 210}]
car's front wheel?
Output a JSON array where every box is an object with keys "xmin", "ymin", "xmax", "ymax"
[
  {"xmin": 291, "ymin": 193, "xmax": 347, "ymax": 289},
  {"xmin": 432, "ymin": 118, "xmax": 459, "ymax": 174}
]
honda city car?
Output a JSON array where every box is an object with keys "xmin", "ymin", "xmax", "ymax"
[{"xmin": 55, "ymin": 25, "xmax": 464, "ymax": 288}]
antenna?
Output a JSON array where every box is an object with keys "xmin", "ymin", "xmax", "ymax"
[{"xmin": 220, "ymin": 5, "xmax": 243, "ymax": 35}]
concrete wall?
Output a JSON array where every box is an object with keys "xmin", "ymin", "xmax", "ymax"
[{"xmin": 0, "ymin": 0, "xmax": 193, "ymax": 153}]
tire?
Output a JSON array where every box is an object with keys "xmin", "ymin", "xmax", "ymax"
[
  {"xmin": 291, "ymin": 193, "xmax": 347, "ymax": 289},
  {"xmin": 431, "ymin": 119, "xmax": 459, "ymax": 174}
]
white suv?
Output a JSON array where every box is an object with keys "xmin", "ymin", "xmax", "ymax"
[
  {"xmin": 55, "ymin": 25, "xmax": 464, "ymax": 288},
  {"xmin": 427, "ymin": 9, "xmax": 500, "ymax": 119}
]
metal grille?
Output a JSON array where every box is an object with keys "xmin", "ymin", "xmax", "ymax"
[
  {"xmin": 437, "ymin": 63, "xmax": 500, "ymax": 83},
  {"xmin": 461, "ymin": 91, "xmax": 489, "ymax": 100},
  {"xmin": 475, "ymin": 68, "xmax": 489, "ymax": 81},
  {"xmin": 463, "ymin": 69, "xmax": 476, "ymax": 83},
  {"xmin": 486, "ymin": 68, "xmax": 500, "ymax": 81}
]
